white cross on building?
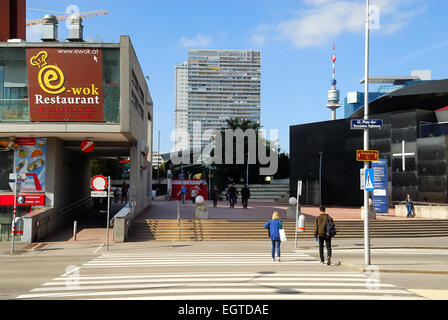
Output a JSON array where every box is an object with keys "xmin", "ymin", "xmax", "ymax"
[{"xmin": 392, "ymin": 140, "xmax": 415, "ymax": 171}]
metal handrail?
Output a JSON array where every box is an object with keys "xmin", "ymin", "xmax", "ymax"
[
  {"xmin": 394, "ymin": 200, "xmax": 448, "ymax": 206},
  {"xmin": 56, "ymin": 195, "xmax": 92, "ymax": 216}
]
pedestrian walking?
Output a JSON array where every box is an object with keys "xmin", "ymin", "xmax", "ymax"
[
  {"xmin": 313, "ymin": 206, "xmax": 333, "ymax": 265},
  {"xmin": 227, "ymin": 183, "xmax": 237, "ymax": 208},
  {"xmin": 241, "ymin": 184, "xmax": 250, "ymax": 209},
  {"xmin": 264, "ymin": 211, "xmax": 283, "ymax": 262},
  {"xmin": 177, "ymin": 185, "xmax": 187, "ymax": 204},
  {"xmin": 191, "ymin": 186, "xmax": 199, "ymax": 204},
  {"xmin": 405, "ymin": 194, "xmax": 415, "ymax": 218},
  {"xmin": 121, "ymin": 182, "xmax": 129, "ymax": 204},
  {"xmin": 211, "ymin": 185, "xmax": 219, "ymax": 207}
]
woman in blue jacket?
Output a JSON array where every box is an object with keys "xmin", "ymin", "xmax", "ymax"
[{"xmin": 264, "ymin": 211, "xmax": 283, "ymax": 262}]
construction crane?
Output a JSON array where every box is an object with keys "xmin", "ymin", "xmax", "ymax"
[{"xmin": 26, "ymin": 9, "xmax": 108, "ymax": 26}]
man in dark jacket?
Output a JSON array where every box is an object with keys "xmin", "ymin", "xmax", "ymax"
[
  {"xmin": 241, "ymin": 185, "xmax": 250, "ymax": 209},
  {"xmin": 227, "ymin": 183, "xmax": 237, "ymax": 208},
  {"xmin": 313, "ymin": 206, "xmax": 333, "ymax": 265},
  {"xmin": 211, "ymin": 185, "xmax": 219, "ymax": 207}
]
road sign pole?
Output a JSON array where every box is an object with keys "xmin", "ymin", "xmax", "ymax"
[
  {"xmin": 363, "ymin": 0, "xmax": 371, "ymax": 266},
  {"xmin": 106, "ymin": 176, "xmax": 111, "ymax": 251},
  {"xmin": 177, "ymin": 200, "xmax": 181, "ymax": 241},
  {"xmin": 295, "ymin": 180, "xmax": 300, "ymax": 249},
  {"xmin": 10, "ymin": 174, "xmax": 18, "ymax": 254}
]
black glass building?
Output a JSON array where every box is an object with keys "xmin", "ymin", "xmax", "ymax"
[{"xmin": 290, "ymin": 79, "xmax": 448, "ymax": 207}]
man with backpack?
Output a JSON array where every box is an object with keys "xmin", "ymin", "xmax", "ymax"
[{"xmin": 313, "ymin": 206, "xmax": 336, "ymax": 265}]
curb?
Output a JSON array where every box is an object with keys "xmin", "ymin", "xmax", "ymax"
[{"xmin": 339, "ymin": 262, "xmax": 448, "ymax": 275}]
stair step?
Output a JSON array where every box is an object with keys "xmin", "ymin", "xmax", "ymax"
[{"xmin": 130, "ymin": 219, "xmax": 448, "ymax": 241}]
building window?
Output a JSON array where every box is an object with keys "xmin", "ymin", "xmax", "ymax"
[
  {"xmin": 102, "ymin": 49, "xmax": 120, "ymax": 123},
  {"xmin": 131, "ymin": 70, "xmax": 138, "ymax": 90},
  {"xmin": 138, "ymin": 84, "xmax": 144, "ymax": 102},
  {"xmin": 131, "ymin": 91, "xmax": 137, "ymax": 108},
  {"xmin": 0, "ymin": 48, "xmax": 29, "ymax": 121}
]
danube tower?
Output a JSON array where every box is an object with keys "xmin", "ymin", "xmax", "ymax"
[{"xmin": 326, "ymin": 43, "xmax": 341, "ymax": 120}]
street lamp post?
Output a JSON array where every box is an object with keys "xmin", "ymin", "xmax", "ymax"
[
  {"xmin": 318, "ymin": 151, "xmax": 323, "ymax": 206},
  {"xmin": 246, "ymin": 153, "xmax": 250, "ymax": 185},
  {"xmin": 157, "ymin": 130, "xmax": 160, "ymax": 188},
  {"xmin": 363, "ymin": 0, "xmax": 371, "ymax": 266}
]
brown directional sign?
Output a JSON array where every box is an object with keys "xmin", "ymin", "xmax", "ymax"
[{"xmin": 356, "ymin": 150, "xmax": 379, "ymax": 161}]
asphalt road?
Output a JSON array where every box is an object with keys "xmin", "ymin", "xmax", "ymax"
[{"xmin": 1, "ymin": 238, "xmax": 447, "ymax": 300}]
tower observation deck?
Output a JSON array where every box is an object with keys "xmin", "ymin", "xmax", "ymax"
[{"xmin": 326, "ymin": 44, "xmax": 341, "ymax": 120}]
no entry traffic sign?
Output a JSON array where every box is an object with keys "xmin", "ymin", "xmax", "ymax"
[
  {"xmin": 81, "ymin": 140, "xmax": 94, "ymax": 153},
  {"xmin": 91, "ymin": 175, "xmax": 107, "ymax": 191}
]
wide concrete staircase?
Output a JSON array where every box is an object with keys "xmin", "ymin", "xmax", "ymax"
[
  {"xmin": 129, "ymin": 219, "xmax": 448, "ymax": 241},
  {"xmin": 219, "ymin": 184, "xmax": 290, "ymax": 203}
]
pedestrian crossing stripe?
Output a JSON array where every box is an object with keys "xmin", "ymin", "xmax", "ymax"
[
  {"xmin": 82, "ymin": 252, "xmax": 322, "ymax": 267},
  {"xmin": 15, "ymin": 251, "xmax": 424, "ymax": 300},
  {"xmin": 17, "ymin": 271, "xmax": 417, "ymax": 300}
]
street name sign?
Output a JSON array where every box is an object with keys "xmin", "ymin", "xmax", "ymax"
[
  {"xmin": 356, "ymin": 150, "xmax": 379, "ymax": 161},
  {"xmin": 350, "ymin": 119, "xmax": 383, "ymax": 129},
  {"xmin": 91, "ymin": 191, "xmax": 108, "ymax": 197}
]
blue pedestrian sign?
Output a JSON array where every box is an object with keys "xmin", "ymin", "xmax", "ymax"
[
  {"xmin": 365, "ymin": 169, "xmax": 375, "ymax": 191},
  {"xmin": 350, "ymin": 119, "xmax": 383, "ymax": 129}
]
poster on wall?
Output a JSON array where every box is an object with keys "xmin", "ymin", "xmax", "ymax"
[
  {"xmin": 171, "ymin": 179, "xmax": 208, "ymax": 201},
  {"xmin": 14, "ymin": 138, "xmax": 46, "ymax": 192},
  {"xmin": 372, "ymin": 159, "xmax": 388, "ymax": 214},
  {"xmin": 26, "ymin": 48, "xmax": 103, "ymax": 122}
]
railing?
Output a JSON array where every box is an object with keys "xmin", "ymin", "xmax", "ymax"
[
  {"xmin": 394, "ymin": 201, "xmax": 448, "ymax": 207},
  {"xmin": 56, "ymin": 195, "xmax": 93, "ymax": 221}
]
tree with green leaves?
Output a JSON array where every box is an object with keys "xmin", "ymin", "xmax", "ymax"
[{"xmin": 211, "ymin": 118, "xmax": 279, "ymax": 190}]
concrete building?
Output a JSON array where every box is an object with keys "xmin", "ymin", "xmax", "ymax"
[
  {"xmin": 0, "ymin": 16, "xmax": 153, "ymax": 242},
  {"xmin": 152, "ymin": 152, "xmax": 163, "ymax": 168},
  {"xmin": 173, "ymin": 62, "xmax": 189, "ymax": 151},
  {"xmin": 174, "ymin": 49, "xmax": 261, "ymax": 149},
  {"xmin": 344, "ymin": 70, "xmax": 432, "ymax": 118}
]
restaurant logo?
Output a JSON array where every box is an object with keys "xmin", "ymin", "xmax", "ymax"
[
  {"xmin": 30, "ymin": 51, "xmax": 66, "ymax": 94},
  {"xmin": 27, "ymin": 48, "xmax": 103, "ymax": 122}
]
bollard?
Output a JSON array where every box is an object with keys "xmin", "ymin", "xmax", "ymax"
[{"xmin": 73, "ymin": 221, "xmax": 77, "ymax": 241}]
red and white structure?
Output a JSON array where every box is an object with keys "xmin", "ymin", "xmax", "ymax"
[{"xmin": 326, "ymin": 43, "xmax": 341, "ymax": 120}]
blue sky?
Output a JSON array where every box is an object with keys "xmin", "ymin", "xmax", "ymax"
[{"xmin": 26, "ymin": 0, "xmax": 448, "ymax": 154}]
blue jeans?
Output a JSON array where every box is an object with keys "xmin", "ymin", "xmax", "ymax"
[
  {"xmin": 406, "ymin": 204, "xmax": 413, "ymax": 217},
  {"xmin": 271, "ymin": 240, "xmax": 281, "ymax": 259}
]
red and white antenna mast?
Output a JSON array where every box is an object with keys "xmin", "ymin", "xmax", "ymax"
[{"xmin": 326, "ymin": 43, "xmax": 341, "ymax": 120}]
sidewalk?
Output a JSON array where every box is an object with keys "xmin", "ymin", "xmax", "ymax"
[
  {"xmin": 295, "ymin": 237, "xmax": 448, "ymax": 275},
  {"xmin": 135, "ymin": 200, "xmax": 403, "ymax": 221}
]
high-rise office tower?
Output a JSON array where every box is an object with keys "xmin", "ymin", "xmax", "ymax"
[
  {"xmin": 174, "ymin": 62, "xmax": 189, "ymax": 151},
  {"xmin": 173, "ymin": 49, "xmax": 261, "ymax": 150}
]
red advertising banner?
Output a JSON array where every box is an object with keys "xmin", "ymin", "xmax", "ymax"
[
  {"xmin": 0, "ymin": 194, "xmax": 45, "ymax": 206},
  {"xmin": 171, "ymin": 180, "xmax": 208, "ymax": 201},
  {"xmin": 15, "ymin": 138, "xmax": 36, "ymax": 146},
  {"xmin": 26, "ymin": 48, "xmax": 103, "ymax": 122}
]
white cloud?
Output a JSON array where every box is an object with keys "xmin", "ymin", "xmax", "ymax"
[
  {"xmin": 180, "ymin": 34, "xmax": 212, "ymax": 48},
  {"xmin": 251, "ymin": 34, "xmax": 266, "ymax": 47},
  {"xmin": 259, "ymin": 0, "xmax": 427, "ymax": 48}
]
